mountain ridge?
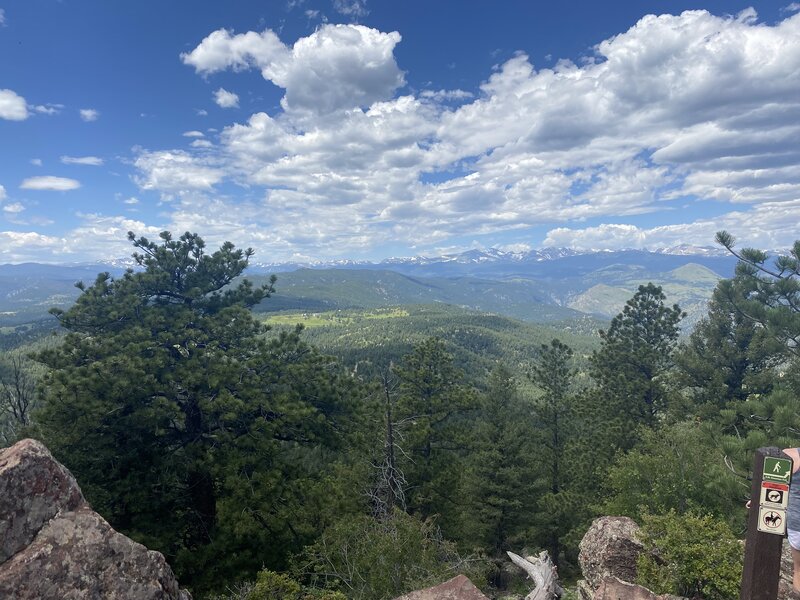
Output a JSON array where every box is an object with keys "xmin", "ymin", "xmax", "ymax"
[{"xmin": 0, "ymin": 248, "xmax": 739, "ymax": 333}]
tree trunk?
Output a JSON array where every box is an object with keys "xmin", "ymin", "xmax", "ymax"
[
  {"xmin": 507, "ymin": 551, "xmax": 562, "ymax": 600},
  {"xmin": 183, "ymin": 396, "xmax": 216, "ymax": 546}
]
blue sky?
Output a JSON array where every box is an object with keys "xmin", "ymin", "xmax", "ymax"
[{"xmin": 1, "ymin": 1, "xmax": 799, "ymax": 263}]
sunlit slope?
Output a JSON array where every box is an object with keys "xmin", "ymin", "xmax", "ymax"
[
  {"xmin": 251, "ymin": 268, "xmax": 585, "ymax": 323},
  {"xmin": 567, "ymin": 263, "xmax": 721, "ymax": 327},
  {"xmin": 261, "ymin": 304, "xmax": 602, "ymax": 384}
]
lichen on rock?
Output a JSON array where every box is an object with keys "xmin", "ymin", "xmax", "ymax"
[{"xmin": 0, "ymin": 438, "xmax": 191, "ymax": 600}]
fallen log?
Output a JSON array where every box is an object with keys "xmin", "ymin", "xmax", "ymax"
[{"xmin": 507, "ymin": 550, "xmax": 563, "ymax": 600}]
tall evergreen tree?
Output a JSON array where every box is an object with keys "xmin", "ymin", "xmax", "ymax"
[
  {"xmin": 590, "ymin": 283, "xmax": 684, "ymax": 447},
  {"xmin": 674, "ymin": 282, "xmax": 782, "ymax": 416},
  {"xmin": 716, "ymin": 231, "xmax": 800, "ymax": 357},
  {"xmin": 33, "ymin": 232, "xmax": 362, "ymax": 592},
  {"xmin": 528, "ymin": 339, "xmax": 576, "ymax": 567},
  {"xmin": 461, "ymin": 365, "xmax": 535, "ymax": 563},
  {"xmin": 393, "ymin": 337, "xmax": 476, "ymax": 536},
  {"xmin": 709, "ymin": 232, "xmax": 800, "ymax": 485}
]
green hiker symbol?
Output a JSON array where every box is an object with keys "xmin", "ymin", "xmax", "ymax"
[{"xmin": 763, "ymin": 457, "xmax": 792, "ymax": 483}]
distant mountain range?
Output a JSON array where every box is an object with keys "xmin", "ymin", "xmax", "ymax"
[
  {"xmin": 0, "ymin": 247, "xmax": 740, "ymax": 332},
  {"xmin": 245, "ymin": 245, "xmax": 730, "ymax": 273}
]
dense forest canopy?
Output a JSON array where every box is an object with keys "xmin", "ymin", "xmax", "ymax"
[{"xmin": 1, "ymin": 229, "xmax": 799, "ymax": 599}]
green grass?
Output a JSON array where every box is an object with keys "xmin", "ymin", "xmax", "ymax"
[{"xmin": 262, "ymin": 307, "xmax": 410, "ymax": 328}]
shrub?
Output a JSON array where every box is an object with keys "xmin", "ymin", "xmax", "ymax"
[
  {"xmin": 294, "ymin": 509, "xmax": 488, "ymax": 600},
  {"xmin": 206, "ymin": 570, "xmax": 346, "ymax": 600},
  {"xmin": 636, "ymin": 511, "xmax": 742, "ymax": 600}
]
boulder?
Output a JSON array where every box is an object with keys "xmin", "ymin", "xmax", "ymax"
[
  {"xmin": 0, "ymin": 438, "xmax": 84, "ymax": 563},
  {"xmin": 393, "ymin": 575, "xmax": 489, "ymax": 600},
  {"xmin": 0, "ymin": 438, "xmax": 191, "ymax": 600},
  {"xmin": 594, "ymin": 576, "xmax": 685, "ymax": 600},
  {"xmin": 576, "ymin": 579, "xmax": 594, "ymax": 600},
  {"xmin": 579, "ymin": 516, "xmax": 644, "ymax": 590}
]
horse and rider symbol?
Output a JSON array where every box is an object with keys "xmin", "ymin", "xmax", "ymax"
[
  {"xmin": 763, "ymin": 511, "xmax": 783, "ymax": 528},
  {"xmin": 757, "ymin": 503, "xmax": 787, "ymax": 534}
]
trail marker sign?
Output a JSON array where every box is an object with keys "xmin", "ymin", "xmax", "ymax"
[
  {"xmin": 757, "ymin": 506, "xmax": 787, "ymax": 535},
  {"xmin": 741, "ymin": 447, "xmax": 791, "ymax": 600},
  {"xmin": 763, "ymin": 456, "xmax": 792, "ymax": 483},
  {"xmin": 760, "ymin": 482, "xmax": 789, "ymax": 510}
]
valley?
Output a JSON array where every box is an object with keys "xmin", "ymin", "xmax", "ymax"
[{"xmin": 0, "ymin": 248, "xmax": 737, "ymax": 342}]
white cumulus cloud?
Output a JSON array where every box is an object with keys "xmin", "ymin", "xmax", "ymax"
[
  {"xmin": 61, "ymin": 155, "xmax": 104, "ymax": 166},
  {"xmin": 2, "ymin": 202, "xmax": 24, "ymax": 214},
  {"xmin": 0, "ymin": 184, "xmax": 5, "ymax": 201},
  {"xmin": 0, "ymin": 231, "xmax": 68, "ymax": 262},
  {"xmin": 133, "ymin": 150, "xmax": 224, "ymax": 194},
  {"xmin": 79, "ymin": 108, "xmax": 99, "ymax": 122},
  {"xmin": 213, "ymin": 88, "xmax": 239, "ymax": 108},
  {"xmin": 0, "ymin": 89, "xmax": 29, "ymax": 121},
  {"xmin": 126, "ymin": 10, "xmax": 800, "ymax": 259},
  {"xmin": 543, "ymin": 200, "xmax": 800, "ymax": 252},
  {"xmin": 183, "ymin": 24, "xmax": 404, "ymax": 115},
  {"xmin": 20, "ymin": 176, "xmax": 81, "ymax": 191}
]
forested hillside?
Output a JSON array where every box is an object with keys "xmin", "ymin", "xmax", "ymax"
[
  {"xmin": 0, "ymin": 248, "xmax": 734, "ymax": 337},
  {"xmin": 249, "ymin": 269, "xmax": 584, "ymax": 322},
  {"xmin": 1, "ymin": 231, "xmax": 798, "ymax": 600},
  {"xmin": 261, "ymin": 305, "xmax": 600, "ymax": 386}
]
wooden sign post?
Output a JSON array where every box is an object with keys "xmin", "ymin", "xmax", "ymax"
[{"xmin": 740, "ymin": 446, "xmax": 791, "ymax": 600}]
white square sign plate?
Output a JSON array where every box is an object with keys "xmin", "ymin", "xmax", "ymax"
[{"xmin": 758, "ymin": 506, "xmax": 787, "ymax": 535}]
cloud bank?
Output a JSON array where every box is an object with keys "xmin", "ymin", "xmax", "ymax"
[{"xmin": 129, "ymin": 11, "xmax": 800, "ymax": 257}]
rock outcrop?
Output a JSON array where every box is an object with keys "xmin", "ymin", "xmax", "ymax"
[
  {"xmin": 393, "ymin": 575, "xmax": 489, "ymax": 600},
  {"xmin": 0, "ymin": 435, "xmax": 85, "ymax": 563},
  {"xmin": 578, "ymin": 516, "xmax": 645, "ymax": 591},
  {"xmin": 593, "ymin": 577, "xmax": 685, "ymax": 600},
  {"xmin": 0, "ymin": 438, "xmax": 191, "ymax": 600},
  {"xmin": 577, "ymin": 516, "xmax": 689, "ymax": 600}
]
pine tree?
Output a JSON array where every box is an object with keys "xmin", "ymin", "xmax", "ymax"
[
  {"xmin": 715, "ymin": 230, "xmax": 800, "ymax": 357},
  {"xmin": 461, "ymin": 365, "xmax": 536, "ymax": 562},
  {"xmin": 674, "ymin": 282, "xmax": 782, "ymax": 416},
  {"xmin": 367, "ymin": 365, "xmax": 407, "ymax": 520},
  {"xmin": 393, "ymin": 337, "xmax": 477, "ymax": 536},
  {"xmin": 528, "ymin": 339, "xmax": 577, "ymax": 567},
  {"xmin": 33, "ymin": 231, "xmax": 362, "ymax": 592},
  {"xmin": 590, "ymin": 283, "xmax": 684, "ymax": 447},
  {"xmin": 704, "ymin": 233, "xmax": 800, "ymax": 494}
]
